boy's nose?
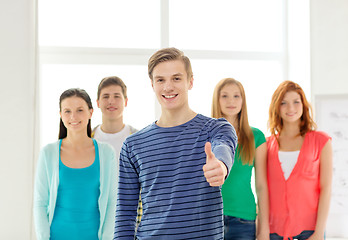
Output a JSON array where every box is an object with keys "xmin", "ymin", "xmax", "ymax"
[
  {"xmin": 109, "ymin": 97, "xmax": 116, "ymax": 104},
  {"xmin": 164, "ymin": 81, "xmax": 174, "ymax": 91}
]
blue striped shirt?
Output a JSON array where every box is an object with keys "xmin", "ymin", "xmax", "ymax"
[{"xmin": 114, "ymin": 114, "xmax": 237, "ymax": 240}]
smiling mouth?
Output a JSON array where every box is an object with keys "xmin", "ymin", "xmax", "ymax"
[
  {"xmin": 107, "ymin": 107, "xmax": 117, "ymax": 111},
  {"xmin": 163, "ymin": 94, "xmax": 178, "ymax": 99},
  {"xmin": 70, "ymin": 122, "xmax": 81, "ymax": 126}
]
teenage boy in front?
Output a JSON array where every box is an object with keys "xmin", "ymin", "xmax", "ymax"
[{"xmin": 114, "ymin": 48, "xmax": 237, "ymax": 239}]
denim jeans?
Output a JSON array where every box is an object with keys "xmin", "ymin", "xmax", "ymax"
[
  {"xmin": 224, "ymin": 215, "xmax": 256, "ymax": 240},
  {"xmin": 270, "ymin": 230, "xmax": 315, "ymax": 240}
]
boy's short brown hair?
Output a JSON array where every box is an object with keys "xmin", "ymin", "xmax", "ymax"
[
  {"xmin": 97, "ymin": 76, "xmax": 127, "ymax": 100},
  {"xmin": 148, "ymin": 47, "xmax": 193, "ymax": 80}
]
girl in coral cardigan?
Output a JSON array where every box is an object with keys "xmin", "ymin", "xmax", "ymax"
[{"xmin": 267, "ymin": 81, "xmax": 332, "ymax": 240}]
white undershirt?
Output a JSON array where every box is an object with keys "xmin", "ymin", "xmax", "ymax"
[
  {"xmin": 93, "ymin": 124, "xmax": 132, "ymax": 160},
  {"xmin": 278, "ymin": 150, "xmax": 300, "ymax": 180}
]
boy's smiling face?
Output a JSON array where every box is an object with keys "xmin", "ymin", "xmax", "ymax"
[
  {"xmin": 97, "ymin": 85, "xmax": 127, "ymax": 121},
  {"xmin": 151, "ymin": 60, "xmax": 193, "ymax": 112}
]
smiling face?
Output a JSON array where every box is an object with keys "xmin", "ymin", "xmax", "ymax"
[
  {"xmin": 97, "ymin": 85, "xmax": 127, "ymax": 121},
  {"xmin": 60, "ymin": 96, "xmax": 93, "ymax": 134},
  {"xmin": 279, "ymin": 91, "xmax": 303, "ymax": 124},
  {"xmin": 151, "ymin": 60, "xmax": 193, "ymax": 112},
  {"xmin": 219, "ymin": 83, "xmax": 243, "ymax": 119}
]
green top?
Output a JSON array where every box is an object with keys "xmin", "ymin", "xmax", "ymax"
[{"xmin": 221, "ymin": 127, "xmax": 266, "ymax": 220}]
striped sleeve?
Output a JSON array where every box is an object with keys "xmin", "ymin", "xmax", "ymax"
[
  {"xmin": 114, "ymin": 142, "xmax": 140, "ymax": 239},
  {"xmin": 208, "ymin": 118, "xmax": 238, "ymax": 176},
  {"xmin": 114, "ymin": 114, "xmax": 237, "ymax": 239}
]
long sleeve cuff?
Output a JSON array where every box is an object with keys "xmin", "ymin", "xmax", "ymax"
[{"xmin": 212, "ymin": 144, "xmax": 234, "ymax": 177}]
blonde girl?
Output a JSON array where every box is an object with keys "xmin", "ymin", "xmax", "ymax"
[{"xmin": 212, "ymin": 78, "xmax": 269, "ymax": 240}]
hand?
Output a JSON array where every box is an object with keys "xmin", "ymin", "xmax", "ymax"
[
  {"xmin": 203, "ymin": 142, "xmax": 228, "ymax": 187},
  {"xmin": 307, "ymin": 232, "xmax": 324, "ymax": 240},
  {"xmin": 256, "ymin": 232, "xmax": 270, "ymax": 240}
]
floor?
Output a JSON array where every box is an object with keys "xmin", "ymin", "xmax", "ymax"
[{"xmin": 327, "ymin": 238, "xmax": 348, "ymax": 240}]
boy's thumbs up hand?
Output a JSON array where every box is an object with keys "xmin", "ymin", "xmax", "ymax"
[{"xmin": 203, "ymin": 142, "xmax": 228, "ymax": 187}]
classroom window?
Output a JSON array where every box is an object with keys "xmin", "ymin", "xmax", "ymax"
[
  {"xmin": 38, "ymin": 0, "xmax": 309, "ymax": 147},
  {"xmin": 169, "ymin": 0, "xmax": 283, "ymax": 52},
  {"xmin": 39, "ymin": 0, "xmax": 161, "ymax": 48}
]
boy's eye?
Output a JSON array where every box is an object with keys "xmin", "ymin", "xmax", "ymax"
[
  {"xmin": 65, "ymin": 110, "xmax": 71, "ymax": 113},
  {"xmin": 174, "ymin": 77, "xmax": 180, "ymax": 81}
]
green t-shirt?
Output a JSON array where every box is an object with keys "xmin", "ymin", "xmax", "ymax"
[{"xmin": 221, "ymin": 127, "xmax": 266, "ymax": 220}]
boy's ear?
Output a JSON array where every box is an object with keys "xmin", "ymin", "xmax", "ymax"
[
  {"xmin": 96, "ymin": 99, "xmax": 100, "ymax": 108},
  {"xmin": 124, "ymin": 98, "xmax": 128, "ymax": 107},
  {"xmin": 151, "ymin": 79, "xmax": 154, "ymax": 89},
  {"xmin": 188, "ymin": 77, "xmax": 194, "ymax": 90}
]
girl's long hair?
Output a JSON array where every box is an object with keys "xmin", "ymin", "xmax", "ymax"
[
  {"xmin": 268, "ymin": 80, "xmax": 316, "ymax": 138},
  {"xmin": 212, "ymin": 78, "xmax": 255, "ymax": 165},
  {"xmin": 58, "ymin": 88, "xmax": 93, "ymax": 139}
]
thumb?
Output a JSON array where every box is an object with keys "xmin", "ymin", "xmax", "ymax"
[{"xmin": 205, "ymin": 142, "xmax": 215, "ymax": 163}]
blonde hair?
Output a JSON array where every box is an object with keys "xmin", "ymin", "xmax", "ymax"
[
  {"xmin": 212, "ymin": 78, "xmax": 255, "ymax": 165},
  {"xmin": 148, "ymin": 47, "xmax": 193, "ymax": 80}
]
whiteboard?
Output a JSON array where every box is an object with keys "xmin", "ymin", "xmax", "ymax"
[{"xmin": 315, "ymin": 94, "xmax": 348, "ymax": 238}]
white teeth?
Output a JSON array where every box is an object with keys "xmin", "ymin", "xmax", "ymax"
[
  {"xmin": 164, "ymin": 95, "xmax": 176, "ymax": 99},
  {"xmin": 70, "ymin": 122, "xmax": 79, "ymax": 125}
]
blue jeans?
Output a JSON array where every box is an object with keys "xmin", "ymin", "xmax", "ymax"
[
  {"xmin": 270, "ymin": 230, "xmax": 315, "ymax": 240},
  {"xmin": 224, "ymin": 215, "xmax": 256, "ymax": 240}
]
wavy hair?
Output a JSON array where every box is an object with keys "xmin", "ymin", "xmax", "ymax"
[{"xmin": 268, "ymin": 80, "xmax": 316, "ymax": 137}]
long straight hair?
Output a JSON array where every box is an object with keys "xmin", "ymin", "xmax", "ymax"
[
  {"xmin": 212, "ymin": 78, "xmax": 255, "ymax": 165},
  {"xmin": 58, "ymin": 88, "xmax": 93, "ymax": 139}
]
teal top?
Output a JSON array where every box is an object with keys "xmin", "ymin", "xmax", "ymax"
[
  {"xmin": 221, "ymin": 127, "xmax": 266, "ymax": 220},
  {"xmin": 34, "ymin": 139, "xmax": 116, "ymax": 240},
  {"xmin": 50, "ymin": 139, "xmax": 100, "ymax": 239}
]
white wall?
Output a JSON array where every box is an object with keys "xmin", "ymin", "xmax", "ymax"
[
  {"xmin": 310, "ymin": 0, "xmax": 348, "ymax": 96},
  {"xmin": 310, "ymin": 0, "xmax": 348, "ymax": 238},
  {"xmin": 0, "ymin": 0, "xmax": 347, "ymax": 239},
  {"xmin": 0, "ymin": 0, "xmax": 37, "ymax": 238}
]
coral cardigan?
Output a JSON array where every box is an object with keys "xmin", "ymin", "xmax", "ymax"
[{"xmin": 267, "ymin": 131, "xmax": 330, "ymax": 239}]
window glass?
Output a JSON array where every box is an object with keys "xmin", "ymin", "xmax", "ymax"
[
  {"xmin": 40, "ymin": 64, "xmax": 153, "ymax": 147},
  {"xmin": 39, "ymin": 0, "xmax": 160, "ymax": 48},
  {"xmin": 189, "ymin": 59, "xmax": 284, "ymax": 134},
  {"xmin": 169, "ymin": 0, "xmax": 283, "ymax": 52}
]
